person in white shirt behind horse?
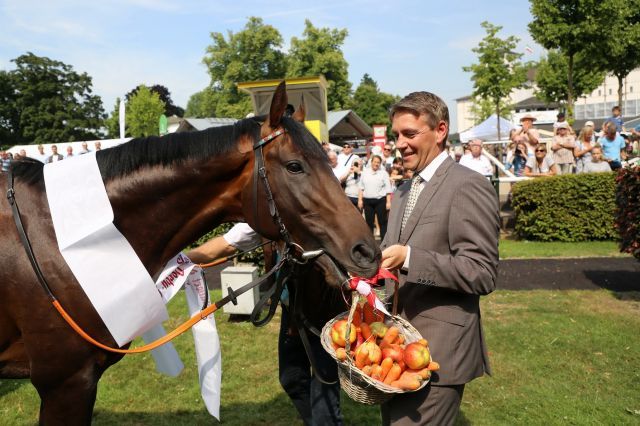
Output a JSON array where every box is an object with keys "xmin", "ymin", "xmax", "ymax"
[{"xmin": 459, "ymin": 139, "xmax": 493, "ymax": 177}]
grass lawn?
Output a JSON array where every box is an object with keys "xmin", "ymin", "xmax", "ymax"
[
  {"xmin": 1, "ymin": 288, "xmax": 639, "ymax": 425},
  {"xmin": 499, "ymin": 239, "xmax": 628, "ymax": 259}
]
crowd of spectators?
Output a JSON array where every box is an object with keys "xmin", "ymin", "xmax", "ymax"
[{"xmin": 0, "ymin": 141, "xmax": 101, "ymax": 172}]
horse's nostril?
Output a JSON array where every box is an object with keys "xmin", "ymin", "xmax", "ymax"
[{"xmin": 350, "ymin": 242, "xmax": 377, "ymax": 266}]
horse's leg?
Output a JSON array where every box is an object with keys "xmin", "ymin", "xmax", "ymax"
[{"xmin": 32, "ymin": 360, "xmax": 102, "ymax": 426}]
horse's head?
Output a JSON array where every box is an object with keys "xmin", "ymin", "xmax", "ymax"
[{"xmin": 242, "ymin": 82, "xmax": 380, "ymax": 285}]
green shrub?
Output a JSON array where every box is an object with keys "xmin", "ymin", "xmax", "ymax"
[
  {"xmin": 511, "ymin": 172, "xmax": 617, "ymax": 241},
  {"xmin": 614, "ymin": 165, "xmax": 640, "ymax": 260}
]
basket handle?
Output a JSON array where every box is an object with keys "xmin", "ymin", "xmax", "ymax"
[
  {"xmin": 392, "ymin": 281, "xmax": 399, "ymax": 316},
  {"xmin": 344, "ymin": 292, "xmax": 359, "ymax": 357}
]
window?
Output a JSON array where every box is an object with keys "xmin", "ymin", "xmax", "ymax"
[
  {"xmin": 630, "ymin": 86, "xmax": 634, "ymax": 93},
  {"xmin": 598, "ymin": 90, "xmax": 602, "ymax": 96},
  {"xmin": 609, "ymin": 89, "xmax": 612, "ymax": 95}
]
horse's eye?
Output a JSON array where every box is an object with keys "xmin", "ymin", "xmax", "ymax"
[{"xmin": 286, "ymin": 161, "xmax": 304, "ymax": 174}]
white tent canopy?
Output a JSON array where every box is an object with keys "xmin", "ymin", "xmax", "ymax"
[{"xmin": 459, "ymin": 114, "xmax": 515, "ymax": 142}]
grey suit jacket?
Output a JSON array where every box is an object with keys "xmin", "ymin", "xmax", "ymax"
[{"xmin": 382, "ymin": 156, "xmax": 499, "ymax": 386}]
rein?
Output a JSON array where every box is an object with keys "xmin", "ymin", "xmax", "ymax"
[{"xmin": 5, "ymin": 127, "xmax": 323, "ymax": 354}]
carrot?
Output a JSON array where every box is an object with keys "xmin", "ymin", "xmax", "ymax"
[
  {"xmin": 363, "ymin": 302, "xmax": 375, "ymax": 324},
  {"xmin": 383, "ymin": 363, "xmax": 402, "ymax": 385},
  {"xmin": 370, "ymin": 364, "xmax": 383, "ymax": 380},
  {"xmin": 426, "ymin": 361, "xmax": 440, "ymax": 371},
  {"xmin": 352, "ymin": 305, "xmax": 362, "ymax": 327},
  {"xmin": 390, "ymin": 375, "xmax": 422, "ymax": 390},
  {"xmin": 381, "ymin": 326, "xmax": 400, "ymax": 347},
  {"xmin": 360, "ymin": 322, "xmax": 373, "ymax": 341},
  {"xmin": 355, "ymin": 345, "xmax": 370, "ymax": 369},
  {"xmin": 406, "ymin": 367, "xmax": 431, "ymax": 380},
  {"xmin": 380, "ymin": 357, "xmax": 394, "ymax": 381}
]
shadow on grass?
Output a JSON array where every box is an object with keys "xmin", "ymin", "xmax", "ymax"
[
  {"xmin": 0, "ymin": 378, "xmax": 28, "ymax": 398},
  {"xmin": 583, "ymin": 270, "xmax": 640, "ymax": 292},
  {"xmin": 92, "ymin": 393, "xmax": 303, "ymax": 426}
]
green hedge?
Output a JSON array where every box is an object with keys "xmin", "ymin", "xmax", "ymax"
[
  {"xmin": 615, "ymin": 165, "xmax": 640, "ymax": 260},
  {"xmin": 511, "ymin": 172, "xmax": 617, "ymax": 241}
]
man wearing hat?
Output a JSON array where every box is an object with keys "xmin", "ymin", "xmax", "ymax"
[
  {"xmin": 515, "ymin": 114, "xmax": 540, "ymax": 156},
  {"xmin": 551, "ymin": 121, "xmax": 576, "ymax": 174}
]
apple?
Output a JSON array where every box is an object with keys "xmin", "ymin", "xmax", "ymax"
[
  {"xmin": 364, "ymin": 341, "xmax": 382, "ymax": 365},
  {"xmin": 381, "ymin": 344, "xmax": 404, "ymax": 362},
  {"xmin": 369, "ymin": 322, "xmax": 388, "ymax": 338},
  {"xmin": 403, "ymin": 342, "xmax": 431, "ymax": 370},
  {"xmin": 331, "ymin": 319, "xmax": 356, "ymax": 347}
]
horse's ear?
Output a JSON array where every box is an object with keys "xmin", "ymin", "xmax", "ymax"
[
  {"xmin": 269, "ymin": 81, "xmax": 287, "ymax": 128},
  {"xmin": 292, "ymin": 95, "xmax": 305, "ymax": 122}
]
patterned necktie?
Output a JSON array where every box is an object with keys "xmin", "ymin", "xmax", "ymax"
[{"xmin": 400, "ymin": 175, "xmax": 423, "ymax": 235}]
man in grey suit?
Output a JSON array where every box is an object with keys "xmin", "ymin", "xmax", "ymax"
[{"xmin": 380, "ymin": 92, "xmax": 499, "ymax": 425}]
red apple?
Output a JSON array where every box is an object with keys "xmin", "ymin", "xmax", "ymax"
[
  {"xmin": 331, "ymin": 319, "xmax": 356, "ymax": 347},
  {"xmin": 403, "ymin": 342, "xmax": 431, "ymax": 370},
  {"xmin": 381, "ymin": 344, "xmax": 404, "ymax": 362}
]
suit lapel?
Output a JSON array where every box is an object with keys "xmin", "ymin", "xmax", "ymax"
[
  {"xmin": 399, "ymin": 157, "xmax": 454, "ymax": 245},
  {"xmin": 387, "ymin": 180, "xmax": 411, "ymax": 244}
]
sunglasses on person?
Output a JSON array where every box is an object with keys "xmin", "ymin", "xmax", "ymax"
[
  {"xmin": 535, "ymin": 149, "xmax": 547, "ymax": 153},
  {"xmin": 383, "ymin": 148, "xmax": 391, "ymax": 151}
]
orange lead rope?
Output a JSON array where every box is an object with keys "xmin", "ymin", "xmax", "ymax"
[{"xmin": 52, "ymin": 299, "xmax": 219, "ymax": 354}]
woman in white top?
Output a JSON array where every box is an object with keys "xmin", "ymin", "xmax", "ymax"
[
  {"xmin": 574, "ymin": 126, "xmax": 596, "ymax": 173},
  {"xmin": 357, "ymin": 155, "xmax": 392, "ymax": 239}
]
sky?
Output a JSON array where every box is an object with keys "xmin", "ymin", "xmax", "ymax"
[{"xmin": 0, "ymin": 0, "xmax": 544, "ymax": 132}]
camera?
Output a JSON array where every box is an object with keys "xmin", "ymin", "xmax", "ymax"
[{"xmin": 352, "ymin": 161, "xmax": 360, "ymax": 179}]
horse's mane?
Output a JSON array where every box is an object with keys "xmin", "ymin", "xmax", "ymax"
[{"xmin": 12, "ymin": 115, "xmax": 328, "ymax": 185}]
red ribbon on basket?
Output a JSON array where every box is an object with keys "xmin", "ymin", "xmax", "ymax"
[{"xmin": 348, "ymin": 268, "xmax": 398, "ymax": 315}]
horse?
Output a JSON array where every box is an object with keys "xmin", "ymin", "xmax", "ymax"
[{"xmin": 0, "ymin": 82, "xmax": 380, "ymax": 425}]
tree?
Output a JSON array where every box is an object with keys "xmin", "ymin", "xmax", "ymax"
[
  {"xmin": 185, "ymin": 89, "xmax": 219, "ymax": 118},
  {"xmin": 126, "ymin": 84, "xmax": 184, "ymax": 117},
  {"xmin": 352, "ymin": 74, "xmax": 398, "ymax": 128},
  {"xmin": 104, "ymin": 98, "xmax": 121, "ymax": 138},
  {"xmin": 597, "ymin": 0, "xmax": 640, "ymax": 113},
  {"xmin": 469, "ymin": 96, "xmax": 513, "ymax": 125},
  {"xmin": 126, "ymin": 85, "xmax": 165, "ymax": 138},
  {"xmin": 529, "ymin": 0, "xmax": 607, "ymax": 120},
  {"xmin": 535, "ymin": 50, "xmax": 605, "ymax": 108},
  {"xmin": 287, "ymin": 20, "xmax": 352, "ymax": 110},
  {"xmin": 202, "ymin": 17, "xmax": 286, "ymax": 118},
  {"xmin": 0, "ymin": 52, "xmax": 105, "ymax": 145},
  {"xmin": 463, "ymin": 21, "xmax": 527, "ymax": 140}
]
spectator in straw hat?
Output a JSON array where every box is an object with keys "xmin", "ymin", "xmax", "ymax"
[
  {"xmin": 515, "ymin": 113, "xmax": 540, "ymax": 155},
  {"xmin": 551, "ymin": 121, "xmax": 576, "ymax": 174}
]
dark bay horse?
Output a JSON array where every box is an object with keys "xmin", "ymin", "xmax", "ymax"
[{"xmin": 0, "ymin": 82, "xmax": 379, "ymax": 424}]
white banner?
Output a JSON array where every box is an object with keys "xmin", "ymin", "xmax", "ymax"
[{"xmin": 44, "ymin": 153, "xmax": 167, "ymax": 346}]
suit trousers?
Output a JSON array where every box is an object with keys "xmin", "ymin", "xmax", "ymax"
[
  {"xmin": 381, "ymin": 383, "xmax": 465, "ymax": 426},
  {"xmin": 278, "ymin": 306, "xmax": 343, "ymax": 426}
]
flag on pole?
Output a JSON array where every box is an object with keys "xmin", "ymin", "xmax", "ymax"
[
  {"xmin": 119, "ymin": 98, "xmax": 126, "ymax": 139},
  {"xmin": 525, "ymin": 45, "xmax": 534, "ymax": 54}
]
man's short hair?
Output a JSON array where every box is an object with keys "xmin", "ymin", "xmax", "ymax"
[
  {"xmin": 389, "ymin": 91, "xmax": 449, "ymax": 140},
  {"xmin": 612, "ymin": 105, "xmax": 620, "ymax": 111}
]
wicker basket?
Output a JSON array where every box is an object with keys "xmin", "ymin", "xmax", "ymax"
[{"xmin": 320, "ymin": 294, "xmax": 429, "ymax": 405}]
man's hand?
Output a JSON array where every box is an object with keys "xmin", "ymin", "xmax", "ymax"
[{"xmin": 381, "ymin": 244, "xmax": 408, "ymax": 270}]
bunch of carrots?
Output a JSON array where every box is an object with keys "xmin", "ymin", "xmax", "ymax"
[{"xmin": 329, "ymin": 301, "xmax": 439, "ymax": 391}]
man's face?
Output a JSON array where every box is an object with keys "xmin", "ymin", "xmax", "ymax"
[
  {"xmin": 613, "ymin": 108, "xmax": 620, "ymax": 117},
  {"xmin": 470, "ymin": 143, "xmax": 482, "ymax": 158},
  {"xmin": 371, "ymin": 157, "xmax": 382, "ymax": 171},
  {"xmin": 521, "ymin": 118, "xmax": 533, "ymax": 129},
  {"xmin": 392, "ymin": 112, "xmax": 446, "ymax": 172},
  {"xmin": 342, "ymin": 144, "xmax": 352, "ymax": 154},
  {"xmin": 383, "ymin": 145, "xmax": 392, "ymax": 157},
  {"xmin": 38, "ymin": 146, "xmax": 44, "ymax": 153},
  {"xmin": 51, "ymin": 146, "xmax": 58, "ymax": 154}
]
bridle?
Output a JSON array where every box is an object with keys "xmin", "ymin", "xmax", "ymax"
[{"xmin": 250, "ymin": 126, "xmax": 323, "ymax": 264}]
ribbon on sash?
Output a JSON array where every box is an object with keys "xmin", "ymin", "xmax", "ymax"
[
  {"xmin": 153, "ymin": 253, "xmax": 222, "ymax": 420},
  {"xmin": 348, "ymin": 268, "xmax": 398, "ymax": 316}
]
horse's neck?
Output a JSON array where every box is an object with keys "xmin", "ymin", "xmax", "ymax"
[{"xmin": 106, "ymin": 154, "xmax": 251, "ymax": 274}]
